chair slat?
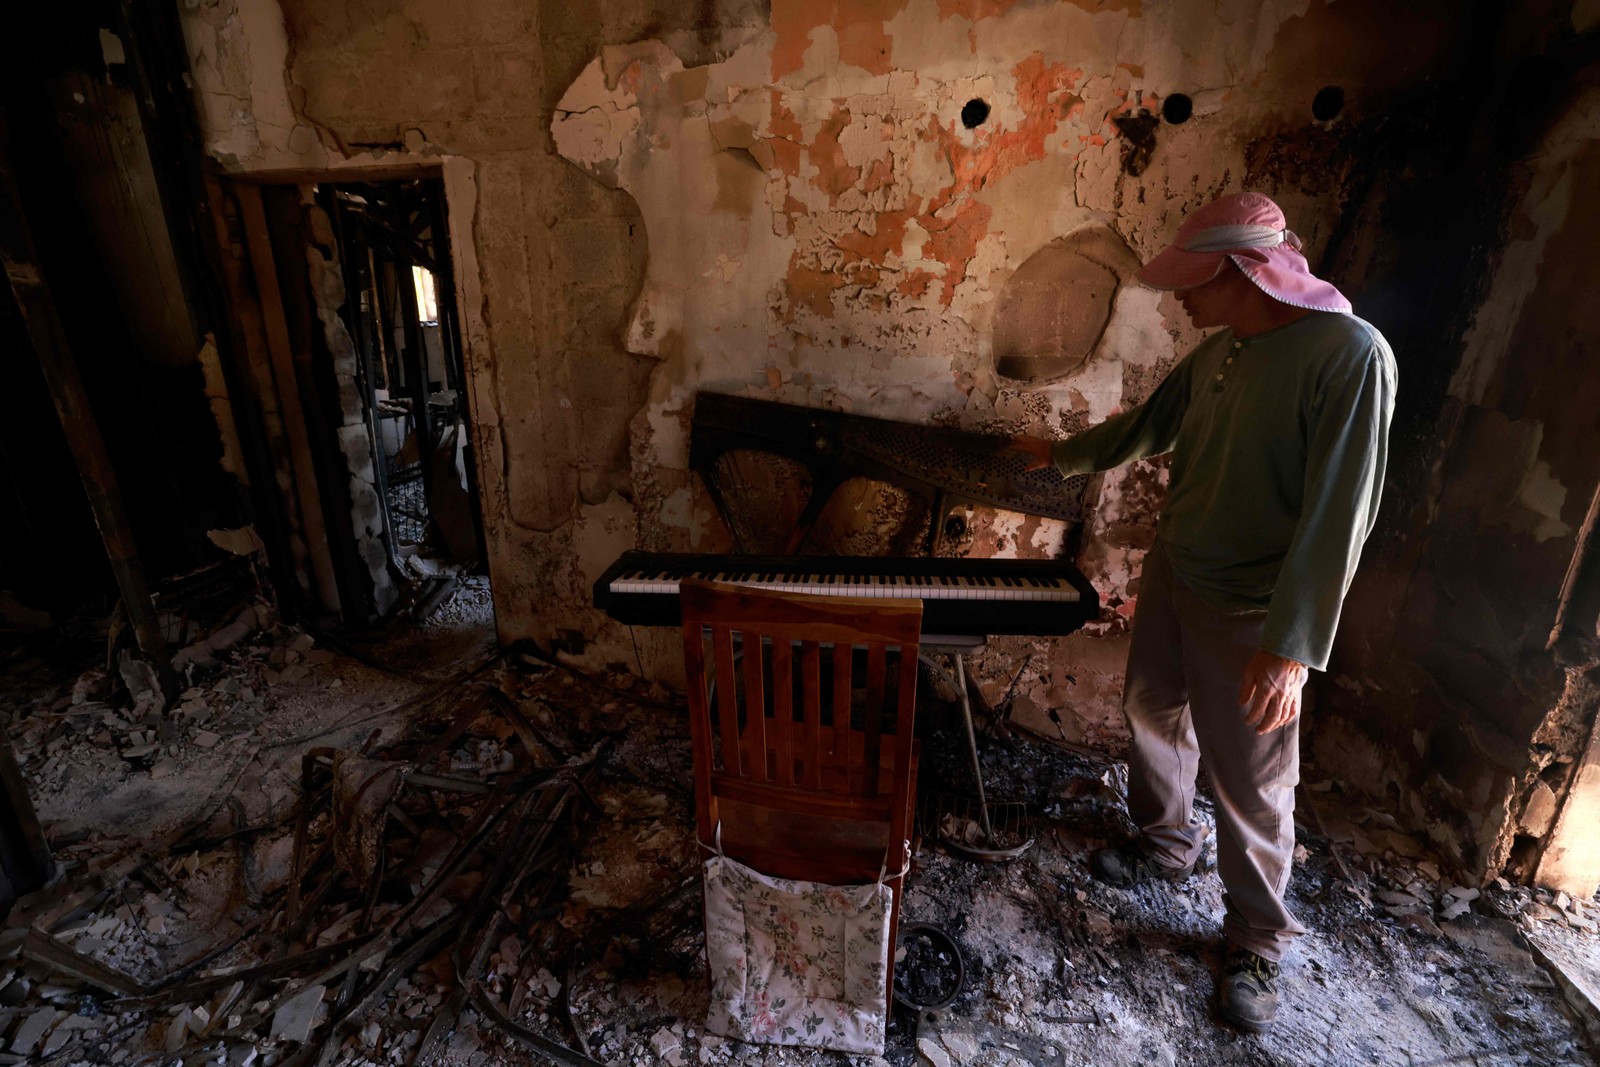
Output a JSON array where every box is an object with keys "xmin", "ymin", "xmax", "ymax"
[
  {"xmin": 741, "ymin": 632, "xmax": 768, "ymax": 782},
  {"xmin": 800, "ymin": 640, "xmax": 822, "ymax": 791},
  {"xmin": 830, "ymin": 641, "xmax": 852, "ymax": 795},
  {"xmin": 770, "ymin": 637, "xmax": 795, "ymax": 785},
  {"xmin": 864, "ymin": 644, "xmax": 886, "ymax": 796},
  {"xmin": 712, "ymin": 627, "xmax": 741, "ymax": 776}
]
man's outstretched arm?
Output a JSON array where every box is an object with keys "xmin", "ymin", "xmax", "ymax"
[{"xmin": 1013, "ymin": 352, "xmax": 1196, "ymax": 475}]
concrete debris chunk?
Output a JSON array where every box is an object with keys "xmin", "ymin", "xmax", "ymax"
[
  {"xmin": 941, "ymin": 1030, "xmax": 981, "ymax": 1060},
  {"xmin": 9, "ymin": 1008, "xmax": 65, "ymax": 1054},
  {"xmin": 270, "ymin": 984, "xmax": 326, "ymax": 1044},
  {"xmin": 650, "ymin": 1027, "xmax": 681, "ymax": 1060},
  {"xmin": 917, "ymin": 1035, "xmax": 953, "ymax": 1067},
  {"xmin": 1565, "ymin": 911, "xmax": 1598, "ymax": 933}
]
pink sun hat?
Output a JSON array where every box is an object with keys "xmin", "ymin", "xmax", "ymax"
[{"xmin": 1136, "ymin": 191, "xmax": 1352, "ymax": 313}]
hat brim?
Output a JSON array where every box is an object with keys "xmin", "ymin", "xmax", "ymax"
[
  {"xmin": 1136, "ymin": 244, "xmax": 1227, "ymax": 291},
  {"xmin": 1231, "ymin": 246, "xmax": 1352, "ymax": 313}
]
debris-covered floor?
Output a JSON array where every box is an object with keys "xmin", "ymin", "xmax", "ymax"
[{"xmin": 2, "ymin": 605, "xmax": 1598, "ymax": 1067}]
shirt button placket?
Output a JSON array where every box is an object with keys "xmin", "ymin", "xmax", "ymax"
[{"xmin": 1217, "ymin": 339, "xmax": 1242, "ymax": 391}]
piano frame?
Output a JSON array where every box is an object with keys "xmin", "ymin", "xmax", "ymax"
[{"xmin": 689, "ymin": 392, "xmax": 1098, "ymax": 556}]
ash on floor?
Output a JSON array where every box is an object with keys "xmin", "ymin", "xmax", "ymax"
[{"xmin": 1, "ymin": 627, "xmax": 1596, "ymax": 1067}]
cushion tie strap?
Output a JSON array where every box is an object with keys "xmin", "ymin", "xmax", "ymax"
[
  {"xmin": 697, "ymin": 821, "xmax": 727, "ymax": 859},
  {"xmin": 877, "ymin": 840, "xmax": 912, "ymax": 886}
]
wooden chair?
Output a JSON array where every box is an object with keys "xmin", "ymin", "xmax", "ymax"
[{"xmin": 679, "ymin": 579, "xmax": 921, "ymax": 1003}]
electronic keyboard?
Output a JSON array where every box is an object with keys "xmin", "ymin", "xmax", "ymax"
[{"xmin": 594, "ymin": 552, "xmax": 1099, "ymax": 636}]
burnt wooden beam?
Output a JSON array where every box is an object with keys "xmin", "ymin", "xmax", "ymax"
[
  {"xmin": 111, "ymin": 0, "xmax": 302, "ymax": 615},
  {"xmin": 261, "ymin": 186, "xmax": 369, "ymax": 622},
  {"xmin": 0, "ymin": 116, "xmax": 169, "ymax": 666},
  {"xmin": 236, "ymin": 183, "xmax": 343, "ymax": 616}
]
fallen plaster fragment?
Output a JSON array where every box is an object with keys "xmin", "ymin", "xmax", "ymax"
[
  {"xmin": 940, "ymin": 1030, "xmax": 981, "ymax": 1060},
  {"xmin": 270, "ymin": 984, "xmax": 326, "ymax": 1044},
  {"xmin": 197, "ymin": 333, "xmax": 248, "ymax": 481},
  {"xmin": 9, "ymin": 1008, "xmax": 65, "ymax": 1055},
  {"xmin": 1526, "ymin": 929, "xmax": 1600, "ymax": 1046},
  {"xmin": 164, "ymin": 1008, "xmax": 192, "ymax": 1053},
  {"xmin": 207, "ymin": 526, "xmax": 266, "ymax": 556},
  {"xmin": 1522, "ymin": 780, "xmax": 1559, "ymax": 835}
]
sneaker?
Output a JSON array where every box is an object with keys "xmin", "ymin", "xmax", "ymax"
[
  {"xmin": 1218, "ymin": 947, "xmax": 1280, "ymax": 1033},
  {"xmin": 1088, "ymin": 841, "xmax": 1196, "ymax": 887}
]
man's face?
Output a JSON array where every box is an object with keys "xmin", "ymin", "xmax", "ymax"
[{"xmin": 1176, "ymin": 261, "xmax": 1254, "ymax": 328}]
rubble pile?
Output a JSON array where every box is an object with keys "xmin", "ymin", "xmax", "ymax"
[
  {"xmin": 3, "ymin": 604, "xmax": 309, "ymax": 799},
  {"xmin": 0, "ymin": 628, "xmax": 1595, "ymax": 1066},
  {"xmin": 0, "ymin": 646, "xmax": 627, "ymax": 1066}
]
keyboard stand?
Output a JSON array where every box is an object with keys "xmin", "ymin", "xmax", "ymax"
[{"xmin": 921, "ymin": 635, "xmax": 1030, "ymax": 860}]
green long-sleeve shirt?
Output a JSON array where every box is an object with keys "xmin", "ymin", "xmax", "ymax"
[{"xmin": 1053, "ymin": 312, "xmax": 1396, "ymax": 671}]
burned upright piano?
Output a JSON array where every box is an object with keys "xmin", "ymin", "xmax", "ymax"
[{"xmin": 594, "ymin": 392, "xmax": 1101, "ymax": 637}]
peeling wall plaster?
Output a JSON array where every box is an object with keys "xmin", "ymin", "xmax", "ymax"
[{"xmin": 543, "ymin": 0, "xmax": 1405, "ymax": 731}]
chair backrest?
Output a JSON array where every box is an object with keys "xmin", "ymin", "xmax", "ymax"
[{"xmin": 679, "ymin": 579, "xmax": 922, "ymax": 879}]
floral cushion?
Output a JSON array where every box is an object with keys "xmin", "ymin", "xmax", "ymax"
[{"xmin": 702, "ymin": 854, "xmax": 891, "ymax": 1055}]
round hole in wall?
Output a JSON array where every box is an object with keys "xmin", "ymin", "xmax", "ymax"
[
  {"xmin": 961, "ymin": 98, "xmax": 991, "ymax": 129},
  {"xmin": 1312, "ymin": 85, "xmax": 1345, "ymax": 122},
  {"xmin": 1161, "ymin": 93, "xmax": 1193, "ymax": 125}
]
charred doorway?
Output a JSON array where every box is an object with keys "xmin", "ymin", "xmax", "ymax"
[
  {"xmin": 320, "ymin": 180, "xmax": 484, "ymax": 582},
  {"xmin": 212, "ymin": 174, "xmax": 487, "ymax": 630}
]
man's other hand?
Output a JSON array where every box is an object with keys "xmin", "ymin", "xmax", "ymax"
[
  {"xmin": 1009, "ymin": 436, "xmax": 1055, "ymax": 472},
  {"xmin": 1238, "ymin": 650, "xmax": 1309, "ymax": 735}
]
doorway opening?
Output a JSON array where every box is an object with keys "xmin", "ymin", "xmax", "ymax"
[
  {"xmin": 216, "ymin": 173, "xmax": 492, "ymax": 660},
  {"xmin": 321, "ymin": 178, "xmax": 491, "ymax": 656}
]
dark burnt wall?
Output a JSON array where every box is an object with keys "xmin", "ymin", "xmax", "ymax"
[
  {"xmin": 1, "ymin": 1, "xmax": 253, "ymax": 604},
  {"xmin": 1313, "ymin": 14, "xmax": 1600, "ymax": 884}
]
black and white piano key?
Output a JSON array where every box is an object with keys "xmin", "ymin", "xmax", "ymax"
[{"xmin": 606, "ymin": 570, "xmax": 1079, "ymax": 602}]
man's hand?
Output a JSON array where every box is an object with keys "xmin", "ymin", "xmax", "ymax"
[
  {"xmin": 1009, "ymin": 436, "xmax": 1055, "ymax": 472},
  {"xmin": 1238, "ymin": 650, "xmax": 1309, "ymax": 735}
]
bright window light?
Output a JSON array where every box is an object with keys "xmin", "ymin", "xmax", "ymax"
[{"xmin": 412, "ymin": 265, "xmax": 439, "ymax": 323}]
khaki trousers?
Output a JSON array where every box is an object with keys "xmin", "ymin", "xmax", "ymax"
[{"xmin": 1122, "ymin": 540, "xmax": 1307, "ymax": 962}]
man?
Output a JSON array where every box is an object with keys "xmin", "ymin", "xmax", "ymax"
[{"xmin": 1011, "ymin": 191, "xmax": 1396, "ymax": 1033}]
